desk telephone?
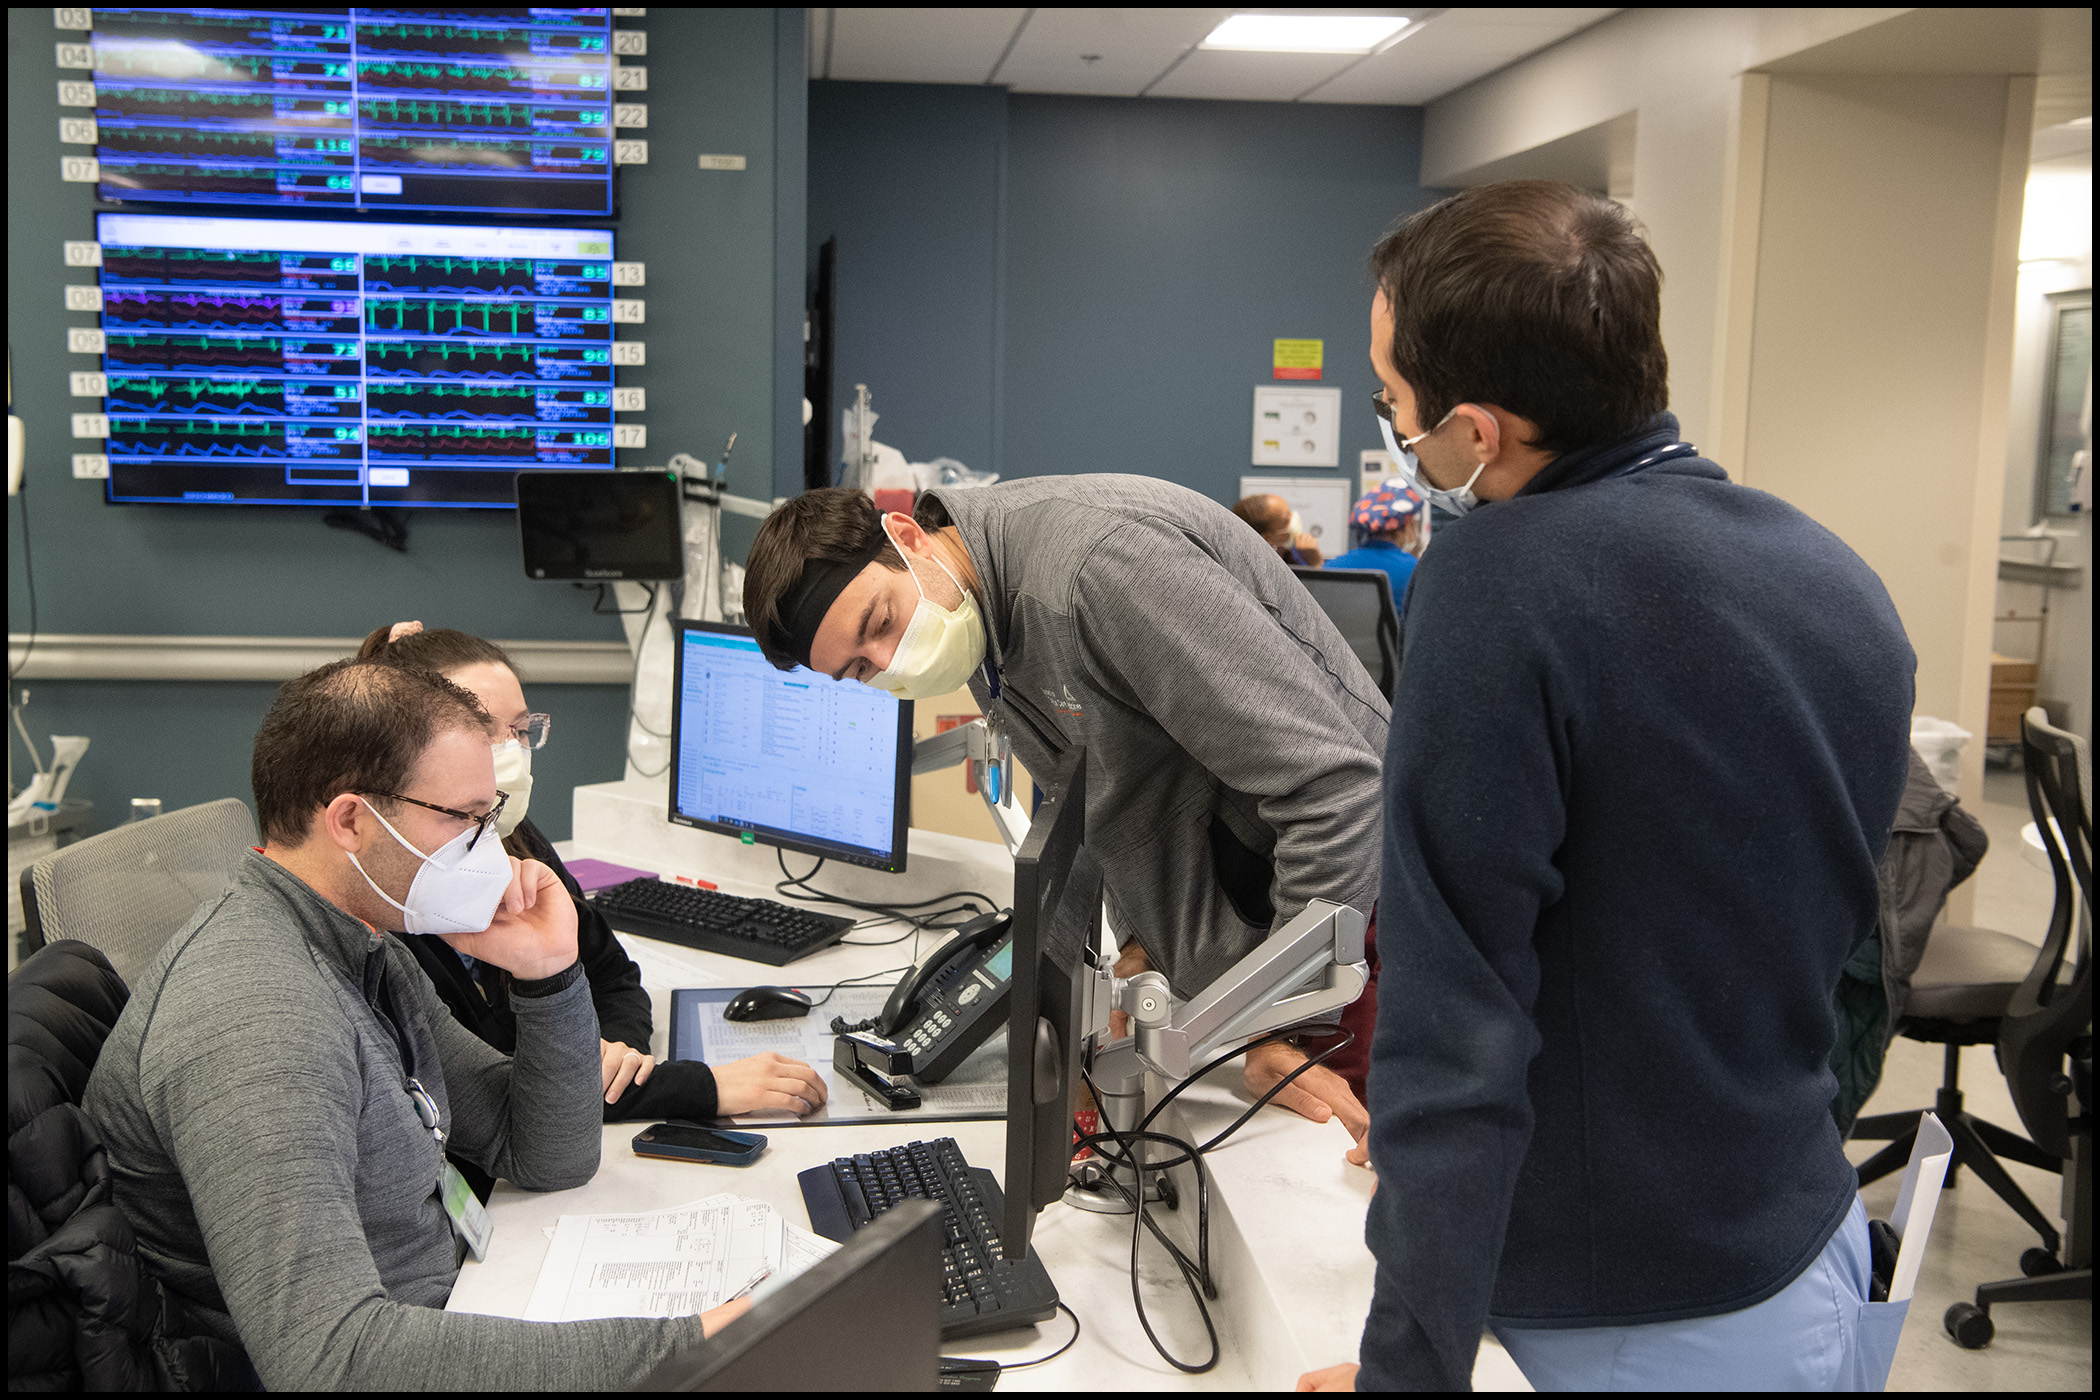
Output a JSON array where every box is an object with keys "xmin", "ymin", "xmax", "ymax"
[{"xmin": 834, "ymin": 909, "xmax": 1014, "ymax": 1087}]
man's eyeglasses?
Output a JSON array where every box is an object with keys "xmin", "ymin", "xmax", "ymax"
[
  {"xmin": 509, "ymin": 713, "xmax": 552, "ymax": 750},
  {"xmin": 1371, "ymin": 390, "xmax": 1399, "ymax": 431},
  {"xmin": 364, "ymin": 789, "xmax": 509, "ymax": 851}
]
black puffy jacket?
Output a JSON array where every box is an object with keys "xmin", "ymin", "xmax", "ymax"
[{"xmin": 8, "ymin": 939, "xmax": 259, "ymax": 1391}]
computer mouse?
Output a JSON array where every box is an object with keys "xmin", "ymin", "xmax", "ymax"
[{"xmin": 724, "ymin": 986, "xmax": 814, "ymax": 1022}]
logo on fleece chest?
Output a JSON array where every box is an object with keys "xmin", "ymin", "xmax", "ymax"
[{"xmin": 1041, "ymin": 683, "xmax": 1086, "ymax": 723}]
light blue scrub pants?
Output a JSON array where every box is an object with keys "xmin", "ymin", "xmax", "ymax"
[{"xmin": 1491, "ymin": 1199, "xmax": 1910, "ymax": 1391}]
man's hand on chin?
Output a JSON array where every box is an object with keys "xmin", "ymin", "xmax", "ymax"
[{"xmin": 441, "ymin": 857, "xmax": 578, "ymax": 981}]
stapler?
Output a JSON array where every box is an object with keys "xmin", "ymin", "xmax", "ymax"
[{"xmin": 834, "ymin": 1030, "xmax": 922, "ymax": 1110}]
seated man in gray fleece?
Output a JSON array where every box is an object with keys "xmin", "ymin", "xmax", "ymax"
[{"xmin": 83, "ymin": 660, "xmax": 748, "ymax": 1389}]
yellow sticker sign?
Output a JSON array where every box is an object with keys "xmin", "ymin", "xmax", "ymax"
[{"xmin": 1273, "ymin": 338, "xmax": 1323, "ymax": 380}]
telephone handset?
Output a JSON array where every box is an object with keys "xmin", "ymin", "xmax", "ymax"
[{"xmin": 856, "ymin": 908, "xmax": 1015, "ymax": 1084}]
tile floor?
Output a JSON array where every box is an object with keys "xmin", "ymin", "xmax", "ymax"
[{"xmin": 1846, "ymin": 771, "xmax": 2090, "ymax": 1391}]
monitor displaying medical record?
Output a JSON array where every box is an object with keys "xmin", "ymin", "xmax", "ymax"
[{"xmin": 670, "ymin": 621, "xmax": 914, "ymax": 873}]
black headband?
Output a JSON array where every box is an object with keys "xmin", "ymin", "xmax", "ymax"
[{"xmin": 771, "ymin": 527, "xmax": 888, "ymax": 670}]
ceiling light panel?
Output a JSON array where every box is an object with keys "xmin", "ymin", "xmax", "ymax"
[{"xmin": 1202, "ymin": 13, "xmax": 1414, "ymax": 54}]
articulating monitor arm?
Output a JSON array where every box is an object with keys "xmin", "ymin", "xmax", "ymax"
[
  {"xmin": 911, "ymin": 717, "xmax": 1031, "ymax": 855},
  {"xmin": 1085, "ymin": 899, "xmax": 1370, "ymax": 1083}
]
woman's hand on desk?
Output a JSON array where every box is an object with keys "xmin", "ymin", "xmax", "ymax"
[
  {"xmin": 602, "ymin": 1040, "xmax": 655, "ymax": 1103},
  {"xmin": 1243, "ymin": 1042, "xmax": 1371, "ymax": 1167},
  {"xmin": 1296, "ymin": 1362, "xmax": 1358, "ymax": 1391},
  {"xmin": 714, "ymin": 1051, "xmax": 829, "ymax": 1116}
]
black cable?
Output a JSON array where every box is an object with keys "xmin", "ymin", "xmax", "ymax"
[
  {"xmin": 792, "ymin": 965, "xmax": 908, "ymax": 1011},
  {"xmin": 984, "ymin": 1300, "xmax": 1083, "ymax": 1370},
  {"xmin": 585, "ymin": 580, "xmax": 660, "ymax": 614},
  {"xmin": 1074, "ymin": 1064, "xmax": 1220, "ymax": 1375},
  {"xmin": 772, "ymin": 849, "xmax": 999, "ymax": 925},
  {"xmin": 1070, "ymin": 1025, "xmax": 1359, "ymax": 1374},
  {"xmin": 8, "ymin": 468, "xmax": 35, "ymax": 684}
]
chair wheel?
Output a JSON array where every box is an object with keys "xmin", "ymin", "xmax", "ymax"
[
  {"xmin": 1944, "ymin": 1301, "xmax": 1994, "ymax": 1349},
  {"xmin": 2019, "ymin": 1247, "xmax": 2062, "ymax": 1277}
]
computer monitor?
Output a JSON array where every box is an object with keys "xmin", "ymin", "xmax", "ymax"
[
  {"xmin": 95, "ymin": 212, "xmax": 618, "ymax": 509},
  {"xmin": 669, "ymin": 621, "xmax": 914, "ymax": 873},
  {"xmin": 1001, "ymin": 748, "xmax": 1096, "ymax": 1261},
  {"xmin": 88, "ymin": 8, "xmax": 619, "ymax": 218},
  {"xmin": 638, "ymin": 1199, "xmax": 942, "ymax": 1391},
  {"xmin": 518, "ymin": 469, "xmax": 684, "ymax": 580}
]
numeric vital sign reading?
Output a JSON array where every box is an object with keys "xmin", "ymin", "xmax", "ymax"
[
  {"xmin": 92, "ymin": 8, "xmax": 617, "ymax": 215},
  {"xmin": 97, "ymin": 212, "xmax": 618, "ymax": 508}
]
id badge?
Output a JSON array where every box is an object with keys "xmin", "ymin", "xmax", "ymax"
[{"xmin": 440, "ymin": 1161, "xmax": 493, "ymax": 1262}]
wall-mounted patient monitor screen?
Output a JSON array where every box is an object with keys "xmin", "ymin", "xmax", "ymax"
[
  {"xmin": 670, "ymin": 622, "xmax": 914, "ymax": 873},
  {"xmin": 88, "ymin": 8, "xmax": 619, "ymax": 217},
  {"xmin": 95, "ymin": 212, "xmax": 616, "ymax": 508}
]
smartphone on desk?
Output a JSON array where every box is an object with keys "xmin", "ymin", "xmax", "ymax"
[{"xmin": 632, "ymin": 1123, "xmax": 768, "ymax": 1166}]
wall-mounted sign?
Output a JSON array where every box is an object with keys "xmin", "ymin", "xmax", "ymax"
[
  {"xmin": 1252, "ymin": 384, "xmax": 1341, "ymax": 466},
  {"xmin": 1272, "ymin": 338, "xmax": 1323, "ymax": 380}
]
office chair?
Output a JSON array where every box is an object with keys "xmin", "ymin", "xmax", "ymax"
[
  {"xmin": 1941, "ymin": 708, "xmax": 2091, "ymax": 1348},
  {"xmin": 19, "ymin": 798, "xmax": 258, "ymax": 991},
  {"xmin": 1291, "ymin": 566, "xmax": 1399, "ymax": 698},
  {"xmin": 1851, "ymin": 718, "xmax": 2083, "ymax": 1231}
]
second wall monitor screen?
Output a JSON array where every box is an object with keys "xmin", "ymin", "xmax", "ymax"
[
  {"xmin": 89, "ymin": 8, "xmax": 619, "ymax": 216},
  {"xmin": 97, "ymin": 212, "xmax": 618, "ymax": 508},
  {"xmin": 672, "ymin": 624, "xmax": 913, "ymax": 873}
]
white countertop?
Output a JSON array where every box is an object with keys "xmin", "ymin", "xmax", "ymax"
[{"xmin": 441, "ymin": 780, "xmax": 1530, "ymax": 1389}]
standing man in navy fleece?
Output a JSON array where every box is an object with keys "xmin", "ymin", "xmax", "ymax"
[{"xmin": 1297, "ymin": 180, "xmax": 1915, "ymax": 1391}]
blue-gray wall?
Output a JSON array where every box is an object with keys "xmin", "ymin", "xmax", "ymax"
[
  {"xmin": 808, "ymin": 83, "xmax": 1438, "ymax": 506},
  {"xmin": 6, "ymin": 8, "xmax": 807, "ymax": 840}
]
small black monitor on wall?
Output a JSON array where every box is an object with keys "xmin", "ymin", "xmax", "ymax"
[{"xmin": 517, "ymin": 469, "xmax": 683, "ymax": 580}]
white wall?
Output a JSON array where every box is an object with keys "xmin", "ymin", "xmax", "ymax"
[
  {"xmin": 1421, "ymin": 9, "xmax": 1907, "ymax": 450},
  {"xmin": 1422, "ymin": 9, "xmax": 2087, "ymax": 807},
  {"xmin": 1993, "ymin": 147, "xmax": 2092, "ymax": 745}
]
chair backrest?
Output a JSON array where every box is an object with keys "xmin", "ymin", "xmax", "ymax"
[
  {"xmin": 1998, "ymin": 709, "xmax": 2092, "ymax": 1160},
  {"xmin": 1292, "ymin": 566, "xmax": 1399, "ymax": 698},
  {"xmin": 20, "ymin": 798, "xmax": 257, "ymax": 991}
]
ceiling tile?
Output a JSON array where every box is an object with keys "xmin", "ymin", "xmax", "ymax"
[
  {"xmin": 1147, "ymin": 48, "xmax": 1362, "ymax": 103},
  {"xmin": 826, "ymin": 8, "xmax": 1028, "ymax": 85},
  {"xmin": 1303, "ymin": 9, "xmax": 1619, "ymax": 106},
  {"xmin": 997, "ymin": 7, "xmax": 1231, "ymax": 98}
]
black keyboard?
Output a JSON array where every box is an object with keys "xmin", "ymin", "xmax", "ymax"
[
  {"xmin": 798, "ymin": 1138, "xmax": 1059, "ymax": 1341},
  {"xmin": 589, "ymin": 879, "xmax": 854, "ymax": 967}
]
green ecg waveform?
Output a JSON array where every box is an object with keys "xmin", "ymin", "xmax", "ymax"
[
  {"xmin": 359, "ymin": 98, "xmax": 547, "ymax": 126},
  {"xmin": 374, "ymin": 341, "xmax": 535, "ymax": 363},
  {"xmin": 110, "ymin": 377, "xmax": 279, "ymax": 399},
  {"xmin": 367, "ymin": 382, "xmax": 517, "ymax": 398},
  {"xmin": 366, "ymin": 299, "xmax": 536, "ymax": 335},
  {"xmin": 106, "ymin": 247, "xmax": 281, "ymax": 265},
  {"xmin": 358, "ymin": 60, "xmax": 532, "ymax": 83},
  {"xmin": 375, "ymin": 425, "xmax": 536, "ymax": 440},
  {"xmin": 366, "ymin": 254, "xmax": 530, "ymax": 276}
]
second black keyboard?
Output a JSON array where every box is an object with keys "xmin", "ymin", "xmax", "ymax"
[
  {"xmin": 589, "ymin": 878, "xmax": 855, "ymax": 966},
  {"xmin": 799, "ymin": 1137, "xmax": 1060, "ymax": 1341}
]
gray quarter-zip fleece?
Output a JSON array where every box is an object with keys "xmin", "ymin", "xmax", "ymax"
[
  {"xmin": 82, "ymin": 850, "xmax": 719, "ymax": 1389},
  {"xmin": 923, "ymin": 474, "xmax": 1388, "ymax": 996}
]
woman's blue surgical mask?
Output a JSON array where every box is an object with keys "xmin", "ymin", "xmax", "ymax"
[{"xmin": 1380, "ymin": 407, "xmax": 1485, "ymax": 518}]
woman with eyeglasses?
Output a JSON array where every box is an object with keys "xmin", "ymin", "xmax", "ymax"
[{"xmin": 356, "ymin": 622, "xmax": 827, "ymax": 1201}]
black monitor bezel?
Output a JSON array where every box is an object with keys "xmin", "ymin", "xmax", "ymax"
[
  {"xmin": 1002, "ymin": 747, "xmax": 1091, "ymax": 1260},
  {"xmin": 667, "ymin": 618, "xmax": 914, "ymax": 874},
  {"xmin": 515, "ymin": 468, "xmax": 683, "ymax": 580}
]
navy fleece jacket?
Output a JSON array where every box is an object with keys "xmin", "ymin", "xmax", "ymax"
[{"xmin": 1358, "ymin": 414, "xmax": 1914, "ymax": 1389}]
